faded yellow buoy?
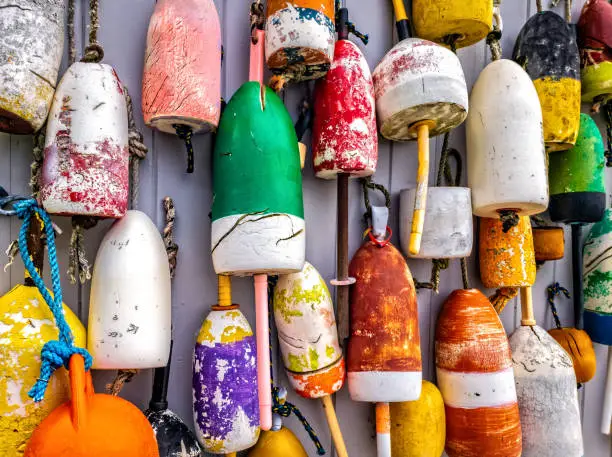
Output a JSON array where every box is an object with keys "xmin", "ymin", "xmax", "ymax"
[
  {"xmin": 390, "ymin": 380, "xmax": 445, "ymax": 457},
  {"xmin": 248, "ymin": 413, "xmax": 308, "ymax": 457}
]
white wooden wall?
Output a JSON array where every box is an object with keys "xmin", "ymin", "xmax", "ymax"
[{"xmin": 0, "ymin": 0, "xmax": 611, "ymax": 456}]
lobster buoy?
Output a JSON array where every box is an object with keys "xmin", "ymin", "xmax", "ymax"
[
  {"xmin": 87, "ymin": 210, "xmax": 171, "ymax": 369},
  {"xmin": 436, "ymin": 289, "xmax": 522, "ymax": 457},
  {"xmin": 412, "ymin": 0, "xmax": 492, "ymax": 48},
  {"xmin": 0, "ymin": 0, "xmax": 64, "ymax": 134},
  {"xmin": 41, "ymin": 62, "xmax": 129, "ymax": 218},
  {"xmin": 548, "ymin": 113, "xmax": 606, "ymax": 224},
  {"xmin": 513, "ymin": 11, "xmax": 581, "ymax": 152},
  {"xmin": 265, "ymin": 0, "xmax": 335, "ymax": 82},
  {"xmin": 0, "ymin": 278, "xmax": 85, "ymax": 456},
  {"xmin": 399, "ymin": 187, "xmax": 472, "ymax": 259},
  {"xmin": 467, "ymin": 59, "xmax": 548, "ymax": 220},
  {"xmin": 390, "ymin": 381, "xmax": 445, "ymax": 457},
  {"xmin": 533, "ymin": 227, "xmax": 565, "ymax": 262},
  {"xmin": 347, "ymin": 239, "xmax": 422, "ymax": 457},
  {"xmin": 193, "ymin": 276, "xmax": 260, "ymax": 454},
  {"xmin": 373, "ymin": 1, "xmax": 467, "ymax": 254},
  {"xmin": 549, "ymin": 327, "xmax": 597, "ymax": 384},
  {"xmin": 24, "ymin": 355, "xmax": 159, "ymax": 457},
  {"xmin": 578, "ymin": 0, "xmax": 612, "ymax": 102},
  {"xmin": 479, "ymin": 216, "xmax": 536, "ymax": 289},
  {"xmin": 142, "ymin": 0, "xmax": 221, "ymax": 171},
  {"xmin": 248, "ymin": 410, "xmax": 308, "ymax": 457},
  {"xmin": 510, "ymin": 288, "xmax": 583, "ymax": 457}
]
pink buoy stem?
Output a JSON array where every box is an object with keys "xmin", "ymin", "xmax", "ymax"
[{"xmin": 254, "ymin": 274, "xmax": 272, "ymax": 431}]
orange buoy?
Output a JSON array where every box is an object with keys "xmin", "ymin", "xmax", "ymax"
[
  {"xmin": 24, "ymin": 355, "xmax": 159, "ymax": 457},
  {"xmin": 532, "ymin": 227, "xmax": 565, "ymax": 262}
]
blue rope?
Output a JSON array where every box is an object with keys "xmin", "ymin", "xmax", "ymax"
[
  {"xmin": 547, "ymin": 282, "xmax": 570, "ymax": 330},
  {"xmin": 12, "ymin": 199, "xmax": 93, "ymax": 402}
]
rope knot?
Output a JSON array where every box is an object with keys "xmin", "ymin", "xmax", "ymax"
[
  {"xmin": 547, "ymin": 282, "xmax": 570, "ymax": 329},
  {"xmin": 81, "ymin": 43, "xmax": 104, "ymax": 63},
  {"xmin": 499, "ymin": 210, "xmax": 520, "ymax": 233},
  {"xmin": 13, "ymin": 199, "xmax": 38, "ymax": 219}
]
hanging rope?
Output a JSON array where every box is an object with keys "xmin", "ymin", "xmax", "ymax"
[
  {"xmin": 124, "ymin": 84, "xmax": 148, "ymax": 208},
  {"xmin": 486, "ymin": 14, "xmax": 503, "ymax": 62},
  {"xmin": 106, "ymin": 369, "xmax": 138, "ymax": 396},
  {"xmin": 490, "ymin": 287, "xmax": 519, "ymax": 314},
  {"xmin": 360, "ymin": 177, "xmax": 391, "ymax": 225},
  {"xmin": 67, "ymin": 217, "xmax": 94, "ymax": 284},
  {"xmin": 536, "ymin": 0, "xmax": 543, "ymax": 12},
  {"xmin": 81, "ymin": 0, "xmax": 104, "ymax": 63},
  {"xmin": 547, "ymin": 282, "xmax": 570, "ymax": 330},
  {"xmin": 250, "ymin": 0, "xmax": 265, "ymax": 43},
  {"xmin": 174, "ymin": 125, "xmax": 195, "ymax": 174},
  {"xmin": 499, "ymin": 209, "xmax": 520, "ymax": 233},
  {"xmin": 0, "ymin": 198, "xmax": 92, "ymax": 401},
  {"xmin": 163, "ymin": 197, "xmax": 178, "ymax": 279},
  {"xmin": 550, "ymin": 0, "xmax": 572, "ymax": 22},
  {"xmin": 67, "ymin": 0, "xmax": 77, "ymax": 65}
]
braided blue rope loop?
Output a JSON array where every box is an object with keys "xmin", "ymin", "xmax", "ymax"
[
  {"xmin": 12, "ymin": 199, "xmax": 93, "ymax": 402},
  {"xmin": 272, "ymin": 387, "xmax": 326, "ymax": 455},
  {"xmin": 547, "ymin": 282, "xmax": 571, "ymax": 330}
]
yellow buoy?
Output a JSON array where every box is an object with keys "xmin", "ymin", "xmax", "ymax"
[
  {"xmin": 390, "ymin": 380, "xmax": 445, "ymax": 457},
  {"xmin": 248, "ymin": 425, "xmax": 308, "ymax": 457}
]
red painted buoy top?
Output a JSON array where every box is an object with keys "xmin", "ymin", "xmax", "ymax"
[{"xmin": 312, "ymin": 39, "xmax": 377, "ymax": 179}]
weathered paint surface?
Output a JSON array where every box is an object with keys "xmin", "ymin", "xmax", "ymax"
[
  {"xmin": 211, "ymin": 81, "xmax": 305, "ymax": 276},
  {"xmin": 145, "ymin": 409, "xmax": 202, "ymax": 457},
  {"xmin": 41, "ymin": 62, "xmax": 129, "ymax": 218},
  {"xmin": 142, "ymin": 0, "xmax": 221, "ymax": 134},
  {"xmin": 583, "ymin": 209, "xmax": 612, "ymax": 346},
  {"xmin": 347, "ymin": 241, "xmax": 422, "ymax": 402},
  {"xmin": 248, "ymin": 426, "xmax": 309, "ymax": 457},
  {"xmin": 0, "ymin": 0, "xmax": 64, "ymax": 134},
  {"xmin": 578, "ymin": 0, "xmax": 612, "ymax": 101},
  {"xmin": 467, "ymin": 59, "xmax": 548, "ymax": 218},
  {"xmin": 390, "ymin": 381, "xmax": 445, "ymax": 457},
  {"xmin": 400, "ymin": 187, "xmax": 472, "ymax": 259},
  {"xmin": 312, "ymin": 39, "xmax": 377, "ymax": 179},
  {"xmin": 514, "ymin": 11, "xmax": 581, "ymax": 151},
  {"xmin": 273, "ymin": 262, "xmax": 345, "ymax": 398},
  {"xmin": 193, "ymin": 307, "xmax": 260, "ymax": 454},
  {"xmin": 265, "ymin": 0, "xmax": 335, "ymax": 82},
  {"xmin": 0, "ymin": 284, "xmax": 85, "ymax": 457},
  {"xmin": 479, "ymin": 216, "xmax": 536, "ymax": 289},
  {"xmin": 510, "ymin": 325, "xmax": 583, "ymax": 457},
  {"xmin": 88, "ymin": 211, "xmax": 171, "ymax": 369},
  {"xmin": 412, "ymin": 0, "xmax": 492, "ymax": 48},
  {"xmin": 532, "ymin": 227, "xmax": 565, "ymax": 262},
  {"xmin": 435, "ymin": 289, "xmax": 522, "ymax": 457},
  {"xmin": 372, "ymin": 38, "xmax": 468, "ymax": 141},
  {"xmin": 549, "ymin": 327, "xmax": 597, "ymax": 384}
]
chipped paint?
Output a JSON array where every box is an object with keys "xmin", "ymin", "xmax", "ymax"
[
  {"xmin": 578, "ymin": 0, "xmax": 612, "ymax": 101},
  {"xmin": 142, "ymin": 0, "xmax": 221, "ymax": 134}
]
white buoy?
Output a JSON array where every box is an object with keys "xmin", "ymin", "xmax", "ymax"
[
  {"xmin": 467, "ymin": 59, "xmax": 548, "ymax": 218},
  {"xmin": 88, "ymin": 211, "xmax": 171, "ymax": 369},
  {"xmin": 399, "ymin": 187, "xmax": 472, "ymax": 259}
]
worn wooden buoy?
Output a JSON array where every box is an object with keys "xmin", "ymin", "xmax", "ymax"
[
  {"xmin": 265, "ymin": 0, "xmax": 335, "ymax": 82},
  {"xmin": 248, "ymin": 412, "xmax": 308, "ymax": 457},
  {"xmin": 412, "ymin": 0, "xmax": 492, "ymax": 48},
  {"xmin": 533, "ymin": 227, "xmax": 565, "ymax": 262},
  {"xmin": 193, "ymin": 276, "xmax": 260, "ymax": 454},
  {"xmin": 578, "ymin": 0, "xmax": 612, "ymax": 102},
  {"xmin": 24, "ymin": 355, "xmax": 159, "ymax": 457},
  {"xmin": 399, "ymin": 187, "xmax": 473, "ymax": 259},
  {"xmin": 479, "ymin": 216, "xmax": 536, "ymax": 289},
  {"xmin": 373, "ymin": 1, "xmax": 468, "ymax": 254},
  {"xmin": 273, "ymin": 261, "xmax": 348, "ymax": 457},
  {"xmin": 549, "ymin": 327, "xmax": 597, "ymax": 384},
  {"xmin": 142, "ymin": 0, "xmax": 221, "ymax": 171},
  {"xmin": 510, "ymin": 287, "xmax": 583, "ymax": 457},
  {"xmin": 347, "ymin": 238, "xmax": 422, "ymax": 457},
  {"xmin": 548, "ymin": 113, "xmax": 606, "ymax": 224},
  {"xmin": 41, "ymin": 62, "xmax": 129, "ymax": 218},
  {"xmin": 467, "ymin": 59, "xmax": 548, "ymax": 220},
  {"xmin": 389, "ymin": 381, "xmax": 445, "ymax": 457},
  {"xmin": 436, "ymin": 289, "xmax": 522, "ymax": 457},
  {"xmin": 513, "ymin": 11, "xmax": 581, "ymax": 152},
  {"xmin": 0, "ymin": 0, "xmax": 64, "ymax": 134},
  {"xmin": 87, "ymin": 210, "xmax": 171, "ymax": 369},
  {"xmin": 0, "ymin": 278, "xmax": 85, "ymax": 457}
]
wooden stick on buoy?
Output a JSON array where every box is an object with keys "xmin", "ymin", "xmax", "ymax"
[{"xmin": 410, "ymin": 121, "xmax": 433, "ymax": 254}]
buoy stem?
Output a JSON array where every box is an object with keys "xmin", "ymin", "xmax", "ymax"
[
  {"xmin": 391, "ymin": 0, "xmax": 410, "ymax": 40},
  {"xmin": 571, "ymin": 224, "xmax": 584, "ymax": 329},
  {"xmin": 249, "ymin": 29, "xmax": 265, "ymax": 84},
  {"xmin": 321, "ymin": 396, "xmax": 349, "ymax": 457},
  {"xmin": 24, "ymin": 214, "xmax": 44, "ymax": 286},
  {"xmin": 149, "ymin": 341, "xmax": 173, "ymax": 412},
  {"xmin": 218, "ymin": 275, "xmax": 232, "ymax": 307},
  {"xmin": 409, "ymin": 122, "xmax": 431, "ymax": 256},
  {"xmin": 336, "ymin": 174, "xmax": 350, "ymax": 341},
  {"xmin": 254, "ymin": 274, "xmax": 272, "ymax": 431},
  {"xmin": 337, "ymin": 8, "xmax": 349, "ymax": 40},
  {"xmin": 520, "ymin": 287, "xmax": 536, "ymax": 326},
  {"xmin": 69, "ymin": 354, "xmax": 87, "ymax": 430},
  {"xmin": 601, "ymin": 348, "xmax": 612, "ymax": 435},
  {"xmin": 375, "ymin": 402, "xmax": 391, "ymax": 457}
]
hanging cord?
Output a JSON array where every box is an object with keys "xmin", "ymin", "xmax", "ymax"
[
  {"xmin": 547, "ymin": 282, "xmax": 570, "ymax": 330},
  {"xmin": 360, "ymin": 177, "xmax": 391, "ymax": 226},
  {"xmin": 603, "ymin": 101, "xmax": 612, "ymax": 167},
  {"xmin": 67, "ymin": 217, "xmax": 95, "ymax": 284},
  {"xmin": 0, "ymin": 198, "xmax": 92, "ymax": 401},
  {"xmin": 67, "ymin": 0, "xmax": 76, "ymax": 65},
  {"xmin": 490, "ymin": 287, "xmax": 519, "ymax": 314},
  {"xmin": 550, "ymin": 0, "xmax": 572, "ymax": 22},
  {"xmin": 124, "ymin": 83, "xmax": 149, "ymax": 209},
  {"xmin": 487, "ymin": 9, "xmax": 503, "ymax": 62},
  {"xmin": 536, "ymin": 0, "xmax": 543, "ymax": 12},
  {"xmin": 251, "ymin": 0, "xmax": 265, "ymax": 43},
  {"xmin": 174, "ymin": 125, "xmax": 195, "ymax": 174},
  {"xmin": 334, "ymin": 0, "xmax": 369, "ymax": 45},
  {"xmin": 81, "ymin": 0, "xmax": 104, "ymax": 63}
]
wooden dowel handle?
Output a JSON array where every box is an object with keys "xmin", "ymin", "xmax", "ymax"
[
  {"xmin": 249, "ymin": 29, "xmax": 265, "ymax": 84},
  {"xmin": 375, "ymin": 402, "xmax": 391, "ymax": 457},
  {"xmin": 321, "ymin": 396, "xmax": 349, "ymax": 457},
  {"xmin": 391, "ymin": 0, "xmax": 408, "ymax": 21},
  {"xmin": 218, "ymin": 275, "xmax": 232, "ymax": 307},
  {"xmin": 254, "ymin": 274, "xmax": 272, "ymax": 431},
  {"xmin": 520, "ymin": 287, "xmax": 536, "ymax": 326},
  {"xmin": 409, "ymin": 123, "xmax": 430, "ymax": 256},
  {"xmin": 336, "ymin": 174, "xmax": 350, "ymax": 341}
]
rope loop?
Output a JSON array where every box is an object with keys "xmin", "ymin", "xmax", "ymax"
[
  {"xmin": 499, "ymin": 209, "xmax": 520, "ymax": 233},
  {"xmin": 490, "ymin": 287, "xmax": 519, "ymax": 314},
  {"xmin": 80, "ymin": 0, "xmax": 104, "ymax": 63},
  {"xmin": 81, "ymin": 43, "xmax": 104, "ymax": 63},
  {"xmin": 360, "ymin": 177, "xmax": 391, "ymax": 225},
  {"xmin": 547, "ymin": 282, "xmax": 570, "ymax": 330},
  {"xmin": 174, "ymin": 125, "xmax": 195, "ymax": 174},
  {"xmin": 163, "ymin": 197, "xmax": 179, "ymax": 279}
]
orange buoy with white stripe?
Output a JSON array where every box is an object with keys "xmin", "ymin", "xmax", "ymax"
[{"xmin": 436, "ymin": 289, "xmax": 522, "ymax": 457}]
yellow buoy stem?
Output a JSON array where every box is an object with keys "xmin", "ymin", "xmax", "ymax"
[
  {"xmin": 218, "ymin": 275, "xmax": 232, "ymax": 307},
  {"xmin": 520, "ymin": 287, "xmax": 536, "ymax": 327},
  {"xmin": 409, "ymin": 122, "xmax": 431, "ymax": 255},
  {"xmin": 391, "ymin": 0, "xmax": 408, "ymax": 21},
  {"xmin": 226, "ymin": 453, "xmax": 237, "ymax": 457},
  {"xmin": 321, "ymin": 395, "xmax": 349, "ymax": 457}
]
